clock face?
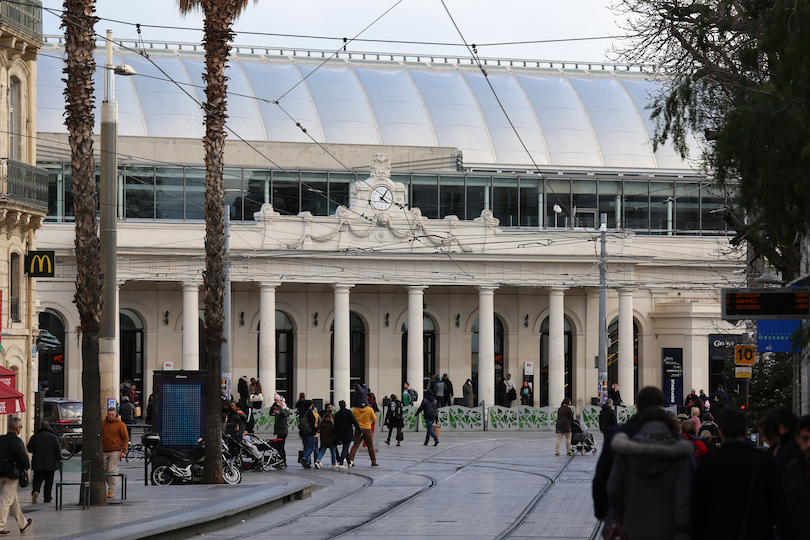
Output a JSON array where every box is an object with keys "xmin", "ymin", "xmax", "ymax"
[{"xmin": 370, "ymin": 185, "xmax": 393, "ymax": 210}]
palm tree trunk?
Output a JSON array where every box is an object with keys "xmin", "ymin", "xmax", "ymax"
[
  {"xmin": 201, "ymin": 0, "xmax": 241, "ymax": 484},
  {"xmin": 62, "ymin": 0, "xmax": 106, "ymax": 506}
]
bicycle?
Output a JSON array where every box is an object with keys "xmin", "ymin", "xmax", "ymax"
[
  {"xmin": 59, "ymin": 434, "xmax": 77, "ymax": 460},
  {"xmin": 125, "ymin": 442, "xmax": 149, "ymax": 462}
]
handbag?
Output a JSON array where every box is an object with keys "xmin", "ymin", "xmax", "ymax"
[
  {"xmin": 135, "ymin": 406, "xmax": 142, "ymax": 417},
  {"xmin": 603, "ymin": 511, "xmax": 626, "ymax": 540},
  {"xmin": 14, "ymin": 463, "xmax": 28, "ymax": 488},
  {"xmin": 433, "ymin": 424, "xmax": 441, "ymax": 438},
  {"xmin": 250, "ymin": 393, "xmax": 264, "ymax": 403}
]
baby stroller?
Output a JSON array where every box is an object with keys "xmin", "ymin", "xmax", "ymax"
[
  {"xmin": 227, "ymin": 434, "xmax": 285, "ymax": 471},
  {"xmin": 571, "ymin": 419, "xmax": 597, "ymax": 455}
]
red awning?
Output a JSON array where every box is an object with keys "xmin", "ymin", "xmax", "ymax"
[
  {"xmin": 0, "ymin": 384, "xmax": 25, "ymax": 414},
  {"xmin": 0, "ymin": 366, "xmax": 16, "ymax": 389}
]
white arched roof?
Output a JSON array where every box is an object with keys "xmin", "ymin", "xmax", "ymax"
[{"xmin": 37, "ymin": 44, "xmax": 697, "ymax": 170}]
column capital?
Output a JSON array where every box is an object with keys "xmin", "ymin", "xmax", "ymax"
[
  {"xmin": 408, "ymin": 285, "xmax": 428, "ymax": 292},
  {"xmin": 477, "ymin": 285, "xmax": 498, "ymax": 293},
  {"xmin": 333, "ymin": 284, "xmax": 354, "ymax": 292},
  {"xmin": 259, "ymin": 281, "xmax": 282, "ymax": 290},
  {"xmin": 548, "ymin": 286, "xmax": 568, "ymax": 294},
  {"xmin": 617, "ymin": 286, "xmax": 638, "ymax": 294},
  {"xmin": 183, "ymin": 280, "xmax": 202, "ymax": 289}
]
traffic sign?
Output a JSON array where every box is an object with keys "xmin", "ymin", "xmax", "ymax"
[
  {"xmin": 735, "ymin": 367, "xmax": 752, "ymax": 379},
  {"xmin": 734, "ymin": 345, "xmax": 756, "ymax": 365}
]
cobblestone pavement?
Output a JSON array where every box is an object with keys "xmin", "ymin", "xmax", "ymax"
[{"xmin": 204, "ymin": 431, "xmax": 601, "ymax": 540}]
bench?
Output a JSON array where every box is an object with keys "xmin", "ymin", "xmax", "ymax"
[{"xmin": 55, "ymin": 460, "xmax": 89, "ymax": 510}]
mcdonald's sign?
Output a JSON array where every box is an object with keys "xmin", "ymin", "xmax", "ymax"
[{"xmin": 24, "ymin": 251, "xmax": 55, "ymax": 277}]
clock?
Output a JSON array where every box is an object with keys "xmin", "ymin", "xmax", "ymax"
[{"xmin": 370, "ymin": 185, "xmax": 393, "ymax": 211}]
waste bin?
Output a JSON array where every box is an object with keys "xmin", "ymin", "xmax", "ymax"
[{"xmin": 591, "ymin": 397, "xmax": 600, "ymax": 406}]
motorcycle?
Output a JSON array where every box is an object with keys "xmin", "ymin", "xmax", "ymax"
[{"xmin": 151, "ymin": 439, "xmax": 242, "ymax": 486}]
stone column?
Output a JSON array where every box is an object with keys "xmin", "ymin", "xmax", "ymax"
[
  {"xmin": 478, "ymin": 286, "xmax": 497, "ymax": 407},
  {"xmin": 333, "ymin": 285, "xmax": 353, "ymax": 406},
  {"xmin": 259, "ymin": 282, "xmax": 280, "ymax": 402},
  {"xmin": 182, "ymin": 282, "xmax": 200, "ymax": 370},
  {"xmin": 548, "ymin": 287, "xmax": 567, "ymax": 409},
  {"xmin": 408, "ymin": 286, "xmax": 427, "ymax": 403},
  {"xmin": 618, "ymin": 289, "xmax": 635, "ymax": 404}
]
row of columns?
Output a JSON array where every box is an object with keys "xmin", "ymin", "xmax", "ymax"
[{"xmin": 177, "ymin": 282, "xmax": 636, "ymax": 408}]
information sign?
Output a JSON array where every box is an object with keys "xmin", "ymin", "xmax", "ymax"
[
  {"xmin": 735, "ymin": 367, "xmax": 752, "ymax": 379},
  {"xmin": 722, "ymin": 288, "xmax": 810, "ymax": 320},
  {"xmin": 734, "ymin": 345, "xmax": 756, "ymax": 365}
]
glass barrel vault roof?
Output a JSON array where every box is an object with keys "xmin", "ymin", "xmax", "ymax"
[{"xmin": 36, "ymin": 46, "xmax": 698, "ymax": 171}]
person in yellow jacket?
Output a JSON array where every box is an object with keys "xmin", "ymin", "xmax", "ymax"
[
  {"xmin": 101, "ymin": 407, "xmax": 128, "ymax": 498},
  {"xmin": 348, "ymin": 402, "xmax": 378, "ymax": 466}
]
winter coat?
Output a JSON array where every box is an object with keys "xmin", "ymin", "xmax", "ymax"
[
  {"xmin": 385, "ymin": 400, "xmax": 404, "ymax": 429},
  {"xmin": 692, "ymin": 439, "xmax": 793, "ymax": 540},
  {"xmin": 783, "ymin": 456, "xmax": 810, "ymax": 537},
  {"xmin": 298, "ymin": 409, "xmax": 316, "ymax": 437},
  {"xmin": 354, "ymin": 385, "xmax": 368, "ymax": 408},
  {"xmin": 0, "ymin": 433, "xmax": 29, "ymax": 479},
  {"xmin": 334, "ymin": 407, "xmax": 360, "ymax": 444},
  {"xmin": 593, "ymin": 413, "xmax": 641, "ymax": 520},
  {"xmin": 319, "ymin": 421, "xmax": 336, "ymax": 448},
  {"xmin": 599, "ymin": 404, "xmax": 617, "ymax": 432},
  {"xmin": 101, "ymin": 415, "xmax": 129, "ymax": 453},
  {"xmin": 556, "ymin": 405, "xmax": 574, "ymax": 431},
  {"xmin": 119, "ymin": 400, "xmax": 136, "ymax": 424},
  {"xmin": 495, "ymin": 379, "xmax": 507, "ymax": 407},
  {"xmin": 273, "ymin": 407, "xmax": 289, "ymax": 436},
  {"xmin": 607, "ymin": 421, "xmax": 692, "ymax": 540},
  {"xmin": 27, "ymin": 428, "xmax": 62, "ymax": 471},
  {"xmin": 608, "ymin": 387, "xmax": 622, "ymax": 406},
  {"xmin": 463, "ymin": 383, "xmax": 475, "ymax": 408},
  {"xmin": 443, "ymin": 377, "xmax": 454, "ymax": 400}
]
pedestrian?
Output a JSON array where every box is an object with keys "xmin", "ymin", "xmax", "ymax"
[
  {"xmin": 463, "ymin": 379, "xmax": 475, "ymax": 408},
  {"xmin": 385, "ymin": 394, "xmax": 404, "ymax": 446},
  {"xmin": 249, "ymin": 378, "xmax": 264, "ymax": 409},
  {"xmin": 402, "ymin": 382, "xmax": 416, "ymax": 407},
  {"xmin": 698, "ymin": 389, "xmax": 710, "ymax": 411},
  {"xmin": 520, "ymin": 380, "xmax": 532, "ymax": 406},
  {"xmin": 599, "ymin": 399, "xmax": 618, "ymax": 433},
  {"xmin": 698, "ymin": 413, "xmax": 719, "ymax": 452},
  {"xmin": 316, "ymin": 411, "xmax": 338, "ymax": 469},
  {"xmin": 434, "ymin": 376, "xmax": 446, "ymax": 407},
  {"xmin": 270, "ymin": 401, "xmax": 288, "ymax": 467},
  {"xmin": 367, "ymin": 392, "xmax": 379, "ymax": 412},
  {"xmin": 415, "ymin": 390, "xmax": 440, "ymax": 446},
  {"xmin": 294, "ymin": 392, "xmax": 306, "ymax": 411},
  {"xmin": 783, "ymin": 414, "xmax": 810, "ymax": 536},
  {"xmin": 145, "ymin": 393, "xmax": 154, "ymax": 425},
  {"xmin": 607, "ymin": 408, "xmax": 692, "ymax": 540},
  {"xmin": 769, "ymin": 408, "xmax": 800, "ymax": 468},
  {"xmin": 26, "ymin": 421, "xmax": 62, "ymax": 504},
  {"xmin": 495, "ymin": 376, "xmax": 507, "ymax": 407},
  {"xmin": 118, "ymin": 396, "xmax": 136, "ymax": 439},
  {"xmin": 127, "ymin": 383, "xmax": 141, "ymax": 417},
  {"xmin": 298, "ymin": 400, "xmax": 317, "ymax": 469},
  {"xmin": 273, "ymin": 392, "xmax": 288, "ymax": 410},
  {"xmin": 354, "ymin": 383, "xmax": 369, "ymax": 408},
  {"xmin": 228, "ymin": 401, "xmax": 248, "ymax": 435},
  {"xmin": 504, "ymin": 374, "xmax": 517, "ymax": 407},
  {"xmin": 334, "ymin": 400, "xmax": 360, "ymax": 469},
  {"xmin": 691, "ymin": 409, "xmax": 793, "ymax": 540},
  {"xmin": 592, "ymin": 386, "xmax": 665, "ymax": 521},
  {"xmin": 680, "ymin": 419, "xmax": 708, "ymax": 460},
  {"xmin": 237, "ymin": 376, "xmax": 250, "ymax": 409},
  {"xmin": 0, "ymin": 417, "xmax": 32, "ymax": 534},
  {"xmin": 555, "ymin": 397, "xmax": 574, "ymax": 456},
  {"xmin": 101, "ymin": 407, "xmax": 128, "ymax": 499},
  {"xmin": 684, "ymin": 388, "xmax": 698, "ymax": 409},
  {"xmin": 441, "ymin": 374, "xmax": 454, "ymax": 407},
  {"xmin": 349, "ymin": 401, "xmax": 378, "ymax": 466},
  {"xmin": 690, "ymin": 407, "xmax": 702, "ymax": 431},
  {"xmin": 712, "ymin": 383, "xmax": 729, "ymax": 405},
  {"xmin": 608, "ymin": 383, "xmax": 622, "ymax": 407}
]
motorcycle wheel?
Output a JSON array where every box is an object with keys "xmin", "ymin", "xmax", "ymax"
[
  {"xmin": 223, "ymin": 462, "xmax": 242, "ymax": 484},
  {"xmin": 151, "ymin": 465, "xmax": 174, "ymax": 486}
]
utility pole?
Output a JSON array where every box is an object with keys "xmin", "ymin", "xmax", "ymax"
[
  {"xmin": 222, "ymin": 205, "xmax": 231, "ymax": 399},
  {"xmin": 598, "ymin": 213, "xmax": 608, "ymax": 404}
]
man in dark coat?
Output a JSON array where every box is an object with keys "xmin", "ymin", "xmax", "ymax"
[
  {"xmin": 592, "ymin": 386, "xmax": 663, "ymax": 521},
  {"xmin": 0, "ymin": 417, "xmax": 32, "ymax": 533},
  {"xmin": 599, "ymin": 399, "xmax": 618, "ymax": 433},
  {"xmin": 692, "ymin": 409, "xmax": 793, "ymax": 540},
  {"xmin": 771, "ymin": 408, "xmax": 800, "ymax": 469},
  {"xmin": 334, "ymin": 400, "xmax": 360, "ymax": 469},
  {"xmin": 495, "ymin": 377, "xmax": 507, "ymax": 407},
  {"xmin": 26, "ymin": 421, "xmax": 62, "ymax": 504},
  {"xmin": 607, "ymin": 383, "xmax": 622, "ymax": 407},
  {"xmin": 441, "ymin": 374, "xmax": 454, "ymax": 407},
  {"xmin": 237, "ymin": 376, "xmax": 250, "ymax": 409},
  {"xmin": 783, "ymin": 414, "xmax": 810, "ymax": 537}
]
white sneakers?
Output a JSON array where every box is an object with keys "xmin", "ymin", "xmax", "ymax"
[
  {"xmin": 337, "ymin": 464, "xmax": 347, "ymax": 469},
  {"xmin": 332, "ymin": 464, "xmax": 339, "ymax": 469},
  {"xmin": 348, "ymin": 460, "xmax": 354, "ymax": 468},
  {"xmin": 314, "ymin": 461, "xmax": 321, "ymax": 469}
]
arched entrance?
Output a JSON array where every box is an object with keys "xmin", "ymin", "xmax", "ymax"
[
  {"xmin": 330, "ymin": 312, "xmax": 366, "ymax": 404},
  {"xmin": 120, "ymin": 309, "xmax": 144, "ymax": 404},
  {"xmin": 400, "ymin": 314, "xmax": 436, "ymax": 391},
  {"xmin": 471, "ymin": 315, "xmax": 505, "ymax": 398},
  {"xmin": 256, "ymin": 311, "xmax": 295, "ymax": 402},
  {"xmin": 38, "ymin": 309, "xmax": 66, "ymax": 397},
  {"xmin": 539, "ymin": 316, "xmax": 573, "ymax": 406},
  {"xmin": 608, "ymin": 317, "xmax": 639, "ymax": 402}
]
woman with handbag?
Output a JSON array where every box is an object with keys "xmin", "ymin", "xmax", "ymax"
[
  {"xmin": 607, "ymin": 408, "xmax": 692, "ymax": 540},
  {"xmin": 249, "ymin": 378, "xmax": 264, "ymax": 409}
]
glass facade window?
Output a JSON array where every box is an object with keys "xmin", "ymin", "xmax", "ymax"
[
  {"xmin": 439, "ymin": 175, "xmax": 464, "ymax": 218},
  {"xmin": 675, "ymin": 182, "xmax": 700, "ymax": 233},
  {"xmin": 598, "ymin": 180, "xmax": 622, "ymax": 229},
  {"xmin": 300, "ymin": 171, "xmax": 328, "ymax": 216},
  {"xmin": 412, "ymin": 175, "xmax": 439, "ymax": 218},
  {"xmin": 466, "ymin": 175, "xmax": 489, "ymax": 220},
  {"xmin": 624, "ymin": 180, "xmax": 648, "ymax": 231},
  {"xmin": 42, "ymin": 163, "xmax": 65, "ymax": 222},
  {"xmin": 701, "ymin": 183, "xmax": 729, "ymax": 233},
  {"xmin": 572, "ymin": 179, "xmax": 597, "ymax": 228},
  {"xmin": 328, "ymin": 172, "xmax": 353, "ymax": 214},
  {"xmin": 124, "ymin": 166, "xmax": 155, "ymax": 219},
  {"xmin": 272, "ymin": 172, "xmax": 300, "ymax": 216},
  {"xmin": 493, "ymin": 176, "xmax": 518, "ymax": 227},
  {"xmin": 519, "ymin": 176, "xmax": 541, "ymax": 227},
  {"xmin": 224, "ymin": 169, "xmax": 244, "ymax": 221},
  {"xmin": 546, "ymin": 179, "xmax": 570, "ymax": 229},
  {"xmin": 649, "ymin": 180, "xmax": 674, "ymax": 234},
  {"xmin": 155, "ymin": 167, "xmax": 184, "ymax": 220},
  {"xmin": 183, "ymin": 167, "xmax": 206, "ymax": 220},
  {"xmin": 244, "ymin": 170, "xmax": 271, "ymax": 219}
]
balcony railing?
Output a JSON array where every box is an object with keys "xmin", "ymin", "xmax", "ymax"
[
  {"xmin": 0, "ymin": 158, "xmax": 48, "ymax": 211},
  {"xmin": 0, "ymin": 0, "xmax": 42, "ymax": 43}
]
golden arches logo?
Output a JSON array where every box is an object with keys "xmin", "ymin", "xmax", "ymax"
[
  {"xmin": 25, "ymin": 251, "xmax": 55, "ymax": 277},
  {"xmin": 29, "ymin": 255, "xmax": 51, "ymax": 274}
]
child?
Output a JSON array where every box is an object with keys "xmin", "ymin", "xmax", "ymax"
[{"xmin": 316, "ymin": 411, "xmax": 338, "ymax": 468}]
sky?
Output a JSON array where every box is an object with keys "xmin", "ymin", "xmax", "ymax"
[{"xmin": 41, "ymin": 0, "xmax": 629, "ymax": 63}]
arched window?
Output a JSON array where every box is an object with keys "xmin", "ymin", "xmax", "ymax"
[
  {"xmin": 9, "ymin": 253, "xmax": 20, "ymax": 322},
  {"xmin": 256, "ymin": 311, "xmax": 295, "ymax": 402},
  {"xmin": 471, "ymin": 315, "xmax": 505, "ymax": 393},
  {"xmin": 38, "ymin": 309, "xmax": 66, "ymax": 397},
  {"xmin": 607, "ymin": 317, "xmax": 639, "ymax": 402},
  {"xmin": 330, "ymin": 312, "xmax": 366, "ymax": 403},
  {"xmin": 400, "ymin": 314, "xmax": 436, "ymax": 391},
  {"xmin": 120, "ymin": 309, "xmax": 144, "ymax": 404},
  {"xmin": 539, "ymin": 316, "xmax": 573, "ymax": 407},
  {"xmin": 9, "ymin": 77, "xmax": 20, "ymax": 160}
]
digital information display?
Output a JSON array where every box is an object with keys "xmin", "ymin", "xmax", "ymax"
[
  {"xmin": 722, "ymin": 288, "xmax": 810, "ymax": 320},
  {"xmin": 154, "ymin": 371, "xmax": 205, "ymax": 449}
]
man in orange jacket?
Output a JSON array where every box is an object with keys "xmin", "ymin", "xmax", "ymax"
[{"xmin": 101, "ymin": 407, "xmax": 128, "ymax": 498}]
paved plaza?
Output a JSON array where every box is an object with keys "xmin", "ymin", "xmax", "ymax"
[{"xmin": 19, "ymin": 431, "xmax": 601, "ymax": 540}]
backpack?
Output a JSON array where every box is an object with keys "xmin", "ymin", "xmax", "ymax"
[
  {"xmin": 408, "ymin": 388, "xmax": 418, "ymax": 403},
  {"xmin": 423, "ymin": 398, "xmax": 438, "ymax": 419},
  {"xmin": 391, "ymin": 400, "xmax": 403, "ymax": 421},
  {"xmin": 698, "ymin": 422, "xmax": 719, "ymax": 448},
  {"xmin": 298, "ymin": 412, "xmax": 313, "ymax": 436}
]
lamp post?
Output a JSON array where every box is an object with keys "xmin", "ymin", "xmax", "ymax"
[{"xmin": 99, "ymin": 30, "xmax": 136, "ymax": 414}]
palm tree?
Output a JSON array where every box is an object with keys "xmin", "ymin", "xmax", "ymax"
[
  {"xmin": 177, "ymin": 0, "xmax": 254, "ymax": 484},
  {"xmin": 62, "ymin": 0, "xmax": 106, "ymax": 505}
]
